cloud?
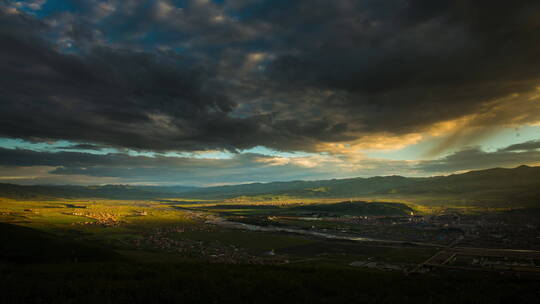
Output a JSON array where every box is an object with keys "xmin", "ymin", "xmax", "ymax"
[
  {"xmin": 0, "ymin": 147, "xmax": 327, "ymax": 184},
  {"xmin": 0, "ymin": 0, "xmax": 539, "ymax": 157},
  {"xmin": 0, "ymin": 165, "xmax": 120, "ymax": 185},
  {"xmin": 12, "ymin": 0, "xmax": 46, "ymax": 11},
  {"xmin": 2, "ymin": 137, "xmax": 540, "ymax": 185},
  {"xmin": 0, "ymin": 147, "xmax": 418, "ymax": 185},
  {"xmin": 417, "ymin": 141, "xmax": 540, "ymax": 173},
  {"xmin": 0, "ymin": 7, "xmax": 245, "ymax": 151},
  {"xmin": 57, "ymin": 143, "xmax": 105, "ymax": 150},
  {"xmin": 262, "ymin": 1, "xmax": 540, "ymax": 143},
  {"xmin": 499, "ymin": 140, "xmax": 540, "ymax": 152}
]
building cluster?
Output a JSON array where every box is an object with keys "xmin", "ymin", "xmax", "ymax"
[
  {"xmin": 130, "ymin": 225, "xmax": 285, "ymax": 265},
  {"xmin": 67, "ymin": 211, "xmax": 122, "ymax": 227},
  {"xmin": 349, "ymin": 260, "xmax": 403, "ymax": 271},
  {"xmin": 291, "ymin": 211, "xmax": 539, "ymax": 249}
]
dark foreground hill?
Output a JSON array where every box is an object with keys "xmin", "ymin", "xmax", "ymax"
[
  {"xmin": 1, "ymin": 222, "xmax": 539, "ymax": 304},
  {"xmin": 0, "ymin": 222, "xmax": 122, "ymax": 263}
]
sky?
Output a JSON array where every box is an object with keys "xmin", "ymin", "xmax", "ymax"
[{"xmin": 1, "ymin": 0, "xmax": 540, "ymax": 186}]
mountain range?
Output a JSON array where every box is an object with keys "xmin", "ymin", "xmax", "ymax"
[{"xmin": 1, "ymin": 165, "xmax": 539, "ymax": 206}]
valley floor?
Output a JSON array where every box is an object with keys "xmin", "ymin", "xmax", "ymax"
[{"xmin": 1, "ymin": 197, "xmax": 540, "ymax": 303}]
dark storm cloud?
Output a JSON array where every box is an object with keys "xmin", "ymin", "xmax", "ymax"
[
  {"xmin": 57, "ymin": 143, "xmax": 105, "ymax": 150},
  {"xmin": 263, "ymin": 0, "xmax": 540, "ymax": 136},
  {"xmin": 0, "ymin": 6, "xmax": 248, "ymax": 151},
  {"xmin": 1, "ymin": 1, "xmax": 540, "ymax": 153},
  {"xmin": 499, "ymin": 140, "xmax": 540, "ymax": 152},
  {"xmin": 0, "ymin": 147, "xmax": 128, "ymax": 167}
]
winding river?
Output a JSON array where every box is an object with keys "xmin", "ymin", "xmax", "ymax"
[{"xmin": 204, "ymin": 214, "xmax": 442, "ymax": 247}]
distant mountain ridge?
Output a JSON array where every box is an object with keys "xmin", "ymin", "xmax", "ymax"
[
  {"xmin": 184, "ymin": 165, "xmax": 540, "ymax": 200},
  {"xmin": 1, "ymin": 165, "xmax": 540, "ymax": 203}
]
